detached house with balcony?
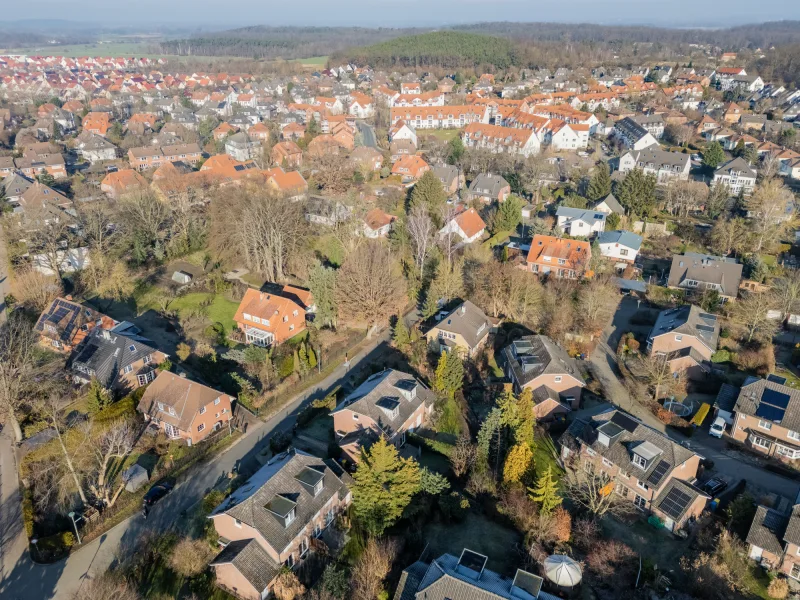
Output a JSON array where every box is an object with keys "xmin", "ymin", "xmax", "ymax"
[
  {"xmin": 732, "ymin": 376, "xmax": 800, "ymax": 462},
  {"xmin": 137, "ymin": 371, "xmax": 233, "ymax": 445},
  {"xmin": 526, "ymin": 235, "xmax": 591, "ymax": 280},
  {"xmin": 69, "ymin": 328, "xmax": 167, "ymax": 393},
  {"xmin": 425, "ymin": 300, "xmax": 492, "ymax": 357},
  {"xmin": 555, "ymin": 207, "xmax": 607, "ymax": 237},
  {"xmin": 35, "ymin": 297, "xmax": 116, "ymax": 353},
  {"xmin": 502, "ymin": 335, "xmax": 585, "ymax": 421},
  {"xmin": 209, "ymin": 449, "xmax": 352, "ymax": 600},
  {"xmin": 560, "ymin": 408, "xmax": 708, "ymax": 532},
  {"xmin": 618, "ymin": 145, "xmax": 690, "ymax": 183},
  {"xmin": 647, "ymin": 304, "xmax": 720, "ymax": 379},
  {"xmin": 713, "ymin": 157, "xmax": 757, "ymax": 196},
  {"xmin": 234, "ymin": 289, "xmax": 306, "ymax": 347},
  {"xmin": 667, "ymin": 253, "xmax": 743, "ymax": 302},
  {"xmin": 331, "ymin": 369, "xmax": 435, "ymax": 463}
]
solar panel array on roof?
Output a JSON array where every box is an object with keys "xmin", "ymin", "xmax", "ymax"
[
  {"xmin": 611, "ymin": 411, "xmax": 639, "ymax": 433},
  {"xmin": 699, "ymin": 313, "xmax": 717, "ymax": 322},
  {"xmin": 755, "ymin": 387, "xmax": 790, "ymax": 423},
  {"xmin": 234, "ymin": 164, "xmax": 245, "ymax": 171},
  {"xmin": 767, "ymin": 374, "xmax": 788, "ymax": 385},
  {"xmin": 660, "ymin": 486, "xmax": 692, "ymax": 520},
  {"xmin": 647, "ymin": 459, "xmax": 670, "ymax": 487}
]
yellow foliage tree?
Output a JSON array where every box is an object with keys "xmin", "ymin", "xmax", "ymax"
[{"xmin": 503, "ymin": 443, "xmax": 533, "ymax": 484}]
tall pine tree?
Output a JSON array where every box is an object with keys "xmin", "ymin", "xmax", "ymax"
[
  {"xmin": 586, "ymin": 162, "xmax": 612, "ymax": 202},
  {"xmin": 529, "ymin": 466, "xmax": 562, "ymax": 515},
  {"xmin": 409, "ymin": 170, "xmax": 447, "ymax": 216}
]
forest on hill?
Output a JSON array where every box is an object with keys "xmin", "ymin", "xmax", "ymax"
[{"xmin": 334, "ymin": 31, "xmax": 519, "ymax": 70}]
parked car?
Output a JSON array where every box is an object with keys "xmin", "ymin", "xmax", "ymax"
[
  {"xmin": 703, "ymin": 477, "xmax": 728, "ymax": 497},
  {"xmin": 142, "ymin": 482, "xmax": 173, "ymax": 518},
  {"xmin": 709, "ymin": 416, "xmax": 726, "ymax": 438}
]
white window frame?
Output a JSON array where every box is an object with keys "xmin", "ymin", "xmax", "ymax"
[
  {"xmin": 123, "ymin": 364, "xmax": 133, "ymax": 374},
  {"xmin": 197, "ymin": 423, "xmax": 206, "ymax": 433},
  {"xmin": 214, "ymin": 398, "xmax": 221, "ymax": 405},
  {"xmin": 633, "ymin": 454, "xmax": 648, "ymax": 469},
  {"xmin": 752, "ymin": 435, "xmax": 771, "ymax": 449},
  {"xmin": 602, "ymin": 457, "xmax": 613, "ymax": 468},
  {"xmin": 199, "ymin": 406, "xmax": 206, "ymax": 415},
  {"xmin": 759, "ymin": 420, "xmax": 773, "ymax": 431},
  {"xmin": 789, "ymin": 430, "xmax": 800, "ymax": 442},
  {"xmin": 554, "ymin": 376, "xmax": 562, "ymax": 383},
  {"xmin": 586, "ymin": 447, "xmax": 596, "ymax": 457},
  {"xmin": 634, "ymin": 494, "xmax": 647, "ymax": 510},
  {"xmin": 637, "ymin": 480, "xmax": 649, "ymax": 491}
]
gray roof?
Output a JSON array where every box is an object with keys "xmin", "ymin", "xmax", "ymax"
[
  {"xmin": 402, "ymin": 552, "xmax": 560, "ymax": 600},
  {"xmin": 393, "ymin": 561, "xmax": 429, "ymax": 600},
  {"xmin": 627, "ymin": 144, "xmax": 690, "ymax": 170},
  {"xmin": 331, "ymin": 369, "xmax": 434, "ymax": 437},
  {"xmin": 556, "ymin": 206, "xmax": 607, "ymax": 227},
  {"xmin": 597, "ymin": 230, "xmax": 642, "ymax": 251},
  {"xmin": 632, "ymin": 113, "xmax": 664, "ymax": 128},
  {"xmin": 431, "ymin": 165, "xmax": 459, "ymax": 188},
  {"xmin": 69, "ymin": 328, "xmax": 160, "ymax": 389},
  {"xmin": 651, "ymin": 478, "xmax": 708, "ymax": 524},
  {"xmin": 715, "ymin": 157, "xmax": 757, "ymax": 180},
  {"xmin": 1, "ymin": 172, "xmax": 34, "ymax": 198},
  {"xmin": 210, "ymin": 539, "xmax": 278, "ymax": 594},
  {"xmin": 715, "ymin": 383, "xmax": 740, "ymax": 413},
  {"xmin": 560, "ymin": 408, "xmax": 697, "ymax": 489},
  {"xmin": 734, "ymin": 378, "xmax": 800, "ymax": 432},
  {"xmin": 211, "ymin": 450, "xmax": 348, "ymax": 555},
  {"xmin": 592, "ymin": 193, "xmax": 624, "ymax": 215},
  {"xmin": 784, "ymin": 505, "xmax": 800, "ymax": 547},
  {"xmin": 747, "ymin": 506, "xmax": 788, "ymax": 555},
  {"xmin": 614, "ymin": 117, "xmax": 650, "ymax": 141},
  {"xmin": 468, "ymin": 173, "xmax": 510, "ymax": 199},
  {"xmin": 667, "ymin": 254, "xmax": 743, "ymax": 298},
  {"xmin": 647, "ymin": 304, "xmax": 720, "ymax": 352},
  {"xmin": 433, "ymin": 301, "xmax": 490, "ymax": 351},
  {"xmin": 502, "ymin": 335, "xmax": 584, "ymax": 388}
]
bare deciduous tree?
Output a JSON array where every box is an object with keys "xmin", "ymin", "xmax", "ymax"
[
  {"xmin": 72, "ymin": 572, "xmax": 141, "ymax": 600},
  {"xmin": 169, "ymin": 538, "xmax": 214, "ymax": 577},
  {"xmin": 450, "ymin": 435, "xmax": 477, "ymax": 478},
  {"xmin": 577, "ymin": 276, "xmax": 619, "ymax": 334},
  {"xmin": 11, "ymin": 267, "xmax": 63, "ymax": 313},
  {"xmin": 637, "ymin": 352, "xmax": 675, "ymax": 402},
  {"xmin": 407, "ymin": 205, "xmax": 435, "ymax": 278},
  {"xmin": 0, "ymin": 312, "xmax": 42, "ymax": 441},
  {"xmin": 773, "ymin": 271, "xmax": 800, "ymax": 320},
  {"xmin": 746, "ymin": 178, "xmax": 794, "ymax": 251},
  {"xmin": 710, "ymin": 217, "xmax": 748, "ymax": 257},
  {"xmin": 350, "ymin": 537, "xmax": 400, "ymax": 600},
  {"xmin": 39, "ymin": 394, "xmax": 88, "ymax": 504},
  {"xmin": 86, "ymin": 418, "xmax": 136, "ymax": 506},
  {"xmin": 663, "ymin": 179, "xmax": 709, "ymax": 219},
  {"xmin": 732, "ymin": 291, "xmax": 780, "ymax": 343},
  {"xmin": 563, "ymin": 464, "xmax": 634, "ymax": 519}
]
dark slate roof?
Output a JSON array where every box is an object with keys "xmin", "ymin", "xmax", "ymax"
[
  {"xmin": 614, "ymin": 116, "xmax": 649, "ymax": 141},
  {"xmin": 431, "ymin": 165, "xmax": 459, "ymax": 187},
  {"xmin": 783, "ymin": 505, "xmax": 800, "ymax": 547},
  {"xmin": 210, "ymin": 450, "xmax": 348, "ymax": 555},
  {"xmin": 715, "ymin": 157, "xmax": 757, "ymax": 180},
  {"xmin": 559, "ymin": 408, "xmax": 696, "ymax": 489},
  {"xmin": 408, "ymin": 553, "xmax": 560, "ymax": 600},
  {"xmin": 393, "ymin": 561, "xmax": 429, "ymax": 600},
  {"xmin": 210, "ymin": 539, "xmax": 278, "ymax": 594},
  {"xmin": 734, "ymin": 378, "xmax": 800, "ymax": 432},
  {"xmin": 647, "ymin": 304, "xmax": 720, "ymax": 352},
  {"xmin": 68, "ymin": 328, "xmax": 159, "ymax": 389},
  {"xmin": 432, "ymin": 301, "xmax": 490, "ymax": 351},
  {"xmin": 468, "ymin": 173, "xmax": 510, "ymax": 198},
  {"xmin": 330, "ymin": 369, "xmax": 435, "ymax": 437},
  {"xmin": 652, "ymin": 478, "xmax": 708, "ymax": 524},
  {"xmin": 502, "ymin": 335, "xmax": 584, "ymax": 389},
  {"xmin": 667, "ymin": 253, "xmax": 743, "ymax": 298},
  {"xmin": 715, "ymin": 383, "xmax": 740, "ymax": 413},
  {"xmin": 746, "ymin": 506, "xmax": 788, "ymax": 555},
  {"xmin": 627, "ymin": 144, "xmax": 690, "ymax": 170}
]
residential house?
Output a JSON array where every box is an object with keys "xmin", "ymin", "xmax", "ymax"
[
  {"xmin": 425, "ymin": 300, "xmax": 491, "ymax": 357},
  {"xmin": 137, "ymin": 371, "xmax": 233, "ymax": 445},
  {"xmin": 391, "ymin": 155, "xmax": 430, "ymax": 183},
  {"xmin": 225, "ymin": 132, "xmax": 260, "ymax": 162},
  {"xmin": 732, "ymin": 376, "xmax": 800, "ymax": 462},
  {"xmin": 267, "ymin": 169, "xmax": 308, "ymax": 200},
  {"xmin": 393, "ymin": 549, "xmax": 560, "ymax": 600},
  {"xmin": 331, "ymin": 369, "xmax": 435, "ymax": 463},
  {"xmin": 438, "ymin": 207, "xmax": 486, "ymax": 247},
  {"xmin": 746, "ymin": 505, "xmax": 800, "ymax": 577},
  {"xmin": 76, "ymin": 132, "xmax": 117, "ymax": 163},
  {"xmin": 349, "ymin": 147, "xmax": 383, "ymax": 172},
  {"xmin": 502, "ymin": 335, "xmax": 585, "ymax": 420},
  {"xmin": 555, "ymin": 207, "xmax": 607, "ymax": 237},
  {"xmin": 591, "ymin": 193, "xmax": 625, "ymax": 216},
  {"xmin": 560, "ymin": 408, "xmax": 708, "ymax": 532},
  {"xmin": 69, "ymin": 328, "xmax": 167, "ymax": 392},
  {"xmin": 723, "ymin": 102, "xmax": 744, "ymax": 124},
  {"xmin": 597, "ymin": 230, "xmax": 643, "ymax": 265},
  {"xmin": 233, "ymin": 288, "xmax": 306, "ymax": 347},
  {"xmin": 713, "ymin": 157, "xmax": 757, "ymax": 196},
  {"xmin": 388, "ymin": 120, "xmax": 418, "ymax": 146},
  {"xmin": 271, "ymin": 141, "xmax": 303, "ymax": 168},
  {"xmin": 646, "ymin": 304, "xmax": 720, "ymax": 379},
  {"xmin": 363, "ymin": 208, "xmax": 396, "ymax": 238},
  {"xmin": 462, "ymin": 123, "xmax": 541, "ymax": 157},
  {"xmin": 431, "ymin": 165, "xmax": 462, "ymax": 196},
  {"xmin": 8, "ymin": 181, "xmax": 71, "ymax": 228},
  {"xmin": 209, "ymin": 450, "xmax": 351, "ymax": 600},
  {"xmin": 390, "ymin": 106, "xmax": 488, "ymax": 130},
  {"xmin": 631, "ymin": 113, "xmax": 665, "ymax": 138},
  {"xmin": 280, "ymin": 285, "xmax": 315, "ymax": 314},
  {"xmin": 348, "ymin": 92, "xmax": 374, "ymax": 118},
  {"xmin": 667, "ymin": 253, "xmax": 744, "ymax": 302},
  {"xmin": 390, "ymin": 139, "xmax": 417, "ymax": 162},
  {"xmin": 466, "ymin": 173, "xmax": 510, "ymax": 203},
  {"xmin": 618, "ymin": 145, "xmax": 691, "ymax": 183},
  {"xmin": 34, "ymin": 297, "xmax": 116, "ymax": 353},
  {"xmin": 14, "ymin": 152, "xmax": 67, "ymax": 180},
  {"xmin": 613, "ymin": 117, "xmax": 660, "ymax": 150},
  {"xmin": 82, "ymin": 112, "xmax": 111, "ymax": 136},
  {"xmin": 526, "ymin": 235, "xmax": 591, "ymax": 280},
  {"xmin": 101, "ymin": 169, "xmax": 147, "ymax": 199}
]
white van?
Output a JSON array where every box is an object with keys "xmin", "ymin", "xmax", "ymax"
[{"xmin": 709, "ymin": 416, "xmax": 726, "ymax": 439}]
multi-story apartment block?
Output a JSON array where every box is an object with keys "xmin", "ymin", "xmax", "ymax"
[
  {"xmin": 618, "ymin": 145, "xmax": 690, "ymax": 183},
  {"xmin": 390, "ymin": 105, "xmax": 489, "ymax": 130}
]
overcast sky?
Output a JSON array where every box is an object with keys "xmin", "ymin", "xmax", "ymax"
[{"xmin": 9, "ymin": 0, "xmax": 799, "ymax": 28}]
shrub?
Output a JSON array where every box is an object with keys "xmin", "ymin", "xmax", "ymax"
[
  {"xmin": 201, "ymin": 489, "xmax": 226, "ymax": 515},
  {"xmin": 36, "ymin": 531, "xmax": 75, "ymax": 561},
  {"xmin": 720, "ymin": 328, "xmax": 731, "ymax": 338},
  {"xmin": 439, "ymin": 491, "xmax": 470, "ymax": 522},
  {"xmin": 270, "ymin": 431, "xmax": 291, "ymax": 453},
  {"xmin": 158, "ymin": 359, "xmax": 173, "ymax": 372},
  {"xmin": 711, "ymin": 349, "xmax": 733, "ymax": 363},
  {"xmin": 170, "ymin": 538, "xmax": 213, "ymax": 577},
  {"xmin": 176, "ymin": 342, "xmax": 191, "ymax": 361},
  {"xmin": 587, "ymin": 540, "xmax": 637, "ymax": 580},
  {"xmin": 768, "ymin": 577, "xmax": 789, "ymax": 599}
]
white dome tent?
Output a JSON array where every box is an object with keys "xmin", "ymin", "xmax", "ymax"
[{"xmin": 543, "ymin": 554, "xmax": 582, "ymax": 589}]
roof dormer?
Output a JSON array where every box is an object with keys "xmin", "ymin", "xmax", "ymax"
[
  {"xmin": 295, "ymin": 466, "xmax": 325, "ymax": 497},
  {"xmin": 394, "ymin": 379, "xmax": 418, "ymax": 401},
  {"xmin": 631, "ymin": 440, "xmax": 662, "ymax": 470},
  {"xmin": 264, "ymin": 494, "xmax": 297, "ymax": 528}
]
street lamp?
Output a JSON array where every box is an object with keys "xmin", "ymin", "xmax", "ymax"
[{"xmin": 68, "ymin": 511, "xmax": 82, "ymax": 545}]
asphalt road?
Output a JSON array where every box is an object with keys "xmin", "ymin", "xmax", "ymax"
[
  {"xmin": 356, "ymin": 120, "xmax": 378, "ymax": 149},
  {"xmin": 0, "ymin": 226, "xmax": 9, "ymax": 323},
  {"xmin": 0, "ymin": 311, "xmax": 415, "ymax": 600}
]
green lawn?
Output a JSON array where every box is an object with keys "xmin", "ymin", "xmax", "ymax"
[
  {"xmin": 294, "ymin": 55, "xmax": 328, "ymax": 66},
  {"xmin": 486, "ymin": 352, "xmax": 504, "ymax": 378},
  {"xmin": 136, "ymin": 289, "xmax": 240, "ymax": 330},
  {"xmin": 423, "ymin": 129, "xmax": 461, "ymax": 142}
]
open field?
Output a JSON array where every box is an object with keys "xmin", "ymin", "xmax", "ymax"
[
  {"xmin": 421, "ymin": 129, "xmax": 461, "ymax": 142},
  {"xmin": 294, "ymin": 55, "xmax": 328, "ymax": 66}
]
